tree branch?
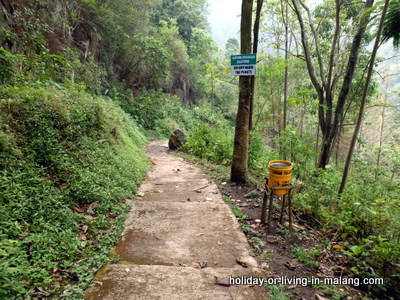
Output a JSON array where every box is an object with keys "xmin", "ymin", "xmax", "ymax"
[
  {"xmin": 334, "ymin": 0, "xmax": 374, "ymax": 131},
  {"xmin": 291, "ymin": 0, "xmax": 325, "ymax": 131},
  {"xmin": 298, "ymin": 0, "xmax": 327, "ymax": 90}
]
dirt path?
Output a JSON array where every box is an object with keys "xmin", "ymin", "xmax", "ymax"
[{"xmin": 85, "ymin": 141, "xmax": 268, "ymax": 300}]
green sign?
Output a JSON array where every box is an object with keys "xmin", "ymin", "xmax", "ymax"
[
  {"xmin": 231, "ymin": 54, "xmax": 257, "ymax": 76},
  {"xmin": 231, "ymin": 54, "xmax": 257, "ymax": 66}
]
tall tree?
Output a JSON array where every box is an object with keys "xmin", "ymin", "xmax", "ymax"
[
  {"xmin": 249, "ymin": 0, "xmax": 264, "ymax": 131},
  {"xmin": 151, "ymin": 0, "xmax": 209, "ymax": 46},
  {"xmin": 339, "ymin": 0, "xmax": 390, "ymax": 194},
  {"xmin": 231, "ymin": 0, "xmax": 253, "ymax": 183},
  {"xmin": 291, "ymin": 0, "xmax": 374, "ymax": 168},
  {"xmin": 281, "ymin": 0, "xmax": 289, "ymax": 132}
]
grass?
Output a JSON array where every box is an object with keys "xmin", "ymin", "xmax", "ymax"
[
  {"xmin": 266, "ymin": 285, "xmax": 293, "ymax": 300},
  {"xmin": 291, "ymin": 246, "xmax": 322, "ymax": 268}
]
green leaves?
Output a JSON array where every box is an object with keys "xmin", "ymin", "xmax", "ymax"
[
  {"xmin": 382, "ymin": 0, "xmax": 400, "ymax": 48},
  {"xmin": 348, "ymin": 245, "xmax": 364, "ymax": 256}
]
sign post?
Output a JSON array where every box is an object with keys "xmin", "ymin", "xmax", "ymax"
[{"xmin": 231, "ymin": 54, "xmax": 257, "ymax": 76}]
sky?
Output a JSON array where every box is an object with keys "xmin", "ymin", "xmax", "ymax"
[{"xmin": 207, "ymin": 0, "xmax": 242, "ymax": 47}]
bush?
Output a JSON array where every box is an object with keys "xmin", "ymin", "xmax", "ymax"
[
  {"xmin": 118, "ymin": 89, "xmax": 194, "ymax": 138},
  {"xmin": 182, "ymin": 105, "xmax": 234, "ymax": 164}
]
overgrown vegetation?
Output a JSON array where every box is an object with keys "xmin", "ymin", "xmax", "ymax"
[{"xmin": 0, "ymin": 84, "xmax": 149, "ymax": 298}]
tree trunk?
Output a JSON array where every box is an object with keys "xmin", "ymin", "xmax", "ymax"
[
  {"xmin": 231, "ymin": 0, "xmax": 253, "ymax": 183},
  {"xmin": 315, "ymin": 123, "xmax": 320, "ymax": 166},
  {"xmin": 375, "ymin": 105, "xmax": 386, "ymax": 179},
  {"xmin": 300, "ymin": 102, "xmax": 305, "ymax": 139},
  {"xmin": 318, "ymin": 0, "xmax": 374, "ymax": 168},
  {"xmin": 249, "ymin": 0, "xmax": 263, "ymax": 132},
  {"xmin": 335, "ymin": 128, "xmax": 341, "ymax": 168},
  {"xmin": 282, "ymin": 0, "xmax": 289, "ymax": 131},
  {"xmin": 339, "ymin": 0, "xmax": 390, "ymax": 194}
]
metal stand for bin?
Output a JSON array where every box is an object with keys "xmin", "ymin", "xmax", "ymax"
[{"xmin": 261, "ymin": 180, "xmax": 293, "ymax": 233}]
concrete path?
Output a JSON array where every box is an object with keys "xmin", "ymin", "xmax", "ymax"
[{"xmin": 85, "ymin": 141, "xmax": 268, "ymax": 300}]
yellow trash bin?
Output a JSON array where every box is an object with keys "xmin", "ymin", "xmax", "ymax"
[{"xmin": 268, "ymin": 160, "xmax": 293, "ymax": 195}]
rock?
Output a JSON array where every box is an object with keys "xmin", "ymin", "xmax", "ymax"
[
  {"xmin": 236, "ymin": 255, "xmax": 258, "ymax": 268},
  {"xmin": 168, "ymin": 129, "xmax": 187, "ymax": 150}
]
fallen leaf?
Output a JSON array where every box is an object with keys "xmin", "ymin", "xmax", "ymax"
[
  {"xmin": 93, "ymin": 281, "xmax": 103, "ymax": 286},
  {"xmin": 284, "ymin": 259, "xmax": 298, "ymax": 270},
  {"xmin": 87, "ymin": 202, "xmax": 99, "ymax": 215},
  {"xmin": 243, "ymin": 291, "xmax": 249, "ymax": 296},
  {"xmin": 71, "ymin": 206, "xmax": 84, "ymax": 213},
  {"xmin": 266, "ymin": 235, "xmax": 279, "ymax": 244},
  {"xmin": 217, "ymin": 241, "xmax": 224, "ymax": 246},
  {"xmin": 283, "ymin": 221, "xmax": 305, "ymax": 232},
  {"xmin": 332, "ymin": 244, "xmax": 343, "ymax": 250},
  {"xmin": 36, "ymin": 287, "xmax": 50, "ymax": 296},
  {"xmin": 195, "ymin": 233, "xmax": 206, "ymax": 237},
  {"xmin": 198, "ymin": 261, "xmax": 207, "ymax": 268},
  {"xmin": 315, "ymin": 294, "xmax": 329, "ymax": 300},
  {"xmin": 80, "ymin": 234, "xmax": 87, "ymax": 241},
  {"xmin": 82, "ymin": 225, "xmax": 89, "ymax": 233}
]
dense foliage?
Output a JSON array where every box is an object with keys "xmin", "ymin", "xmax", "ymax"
[{"xmin": 0, "ymin": 84, "xmax": 149, "ymax": 298}]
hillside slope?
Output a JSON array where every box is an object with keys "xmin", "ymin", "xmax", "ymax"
[{"xmin": 0, "ymin": 84, "xmax": 149, "ymax": 298}]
